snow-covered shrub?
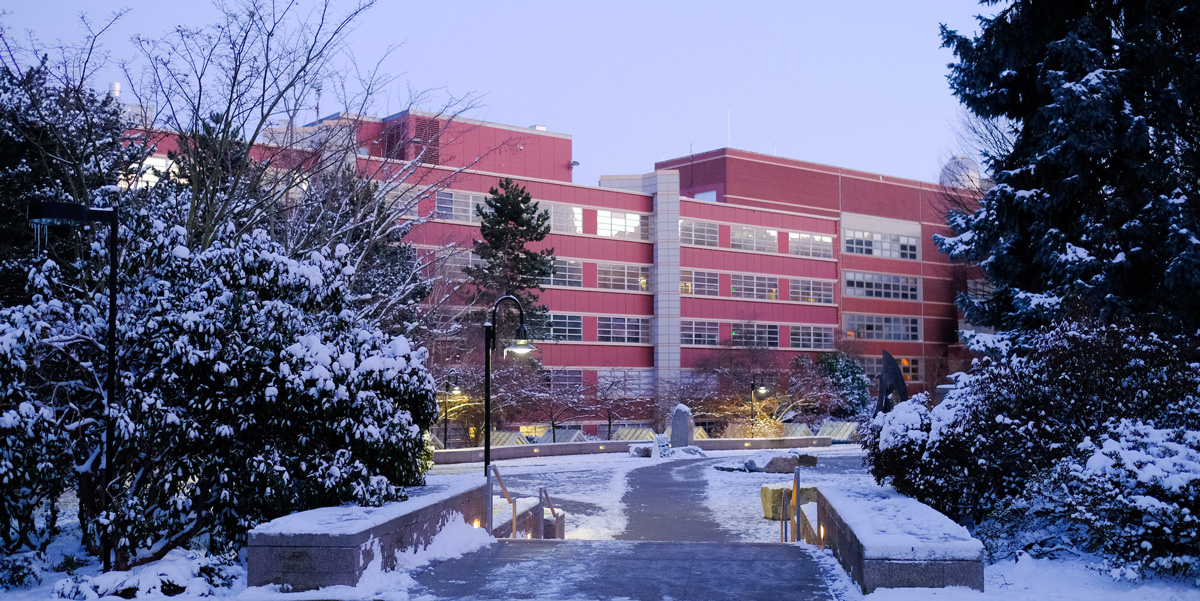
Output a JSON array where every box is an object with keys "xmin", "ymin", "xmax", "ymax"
[
  {"xmin": 0, "ymin": 189, "xmax": 438, "ymax": 568},
  {"xmin": 1051, "ymin": 421, "xmax": 1200, "ymax": 579},
  {"xmin": 816, "ymin": 351, "xmax": 872, "ymax": 417},
  {"xmin": 864, "ymin": 319, "xmax": 1200, "ymax": 524}
]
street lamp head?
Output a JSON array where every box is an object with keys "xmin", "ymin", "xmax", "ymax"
[
  {"xmin": 450, "ymin": 383, "xmax": 462, "ymax": 395},
  {"xmin": 505, "ymin": 322, "xmax": 537, "ymax": 355},
  {"xmin": 756, "ymin": 385, "xmax": 770, "ymax": 395},
  {"xmin": 28, "ymin": 201, "xmax": 92, "ymax": 226}
]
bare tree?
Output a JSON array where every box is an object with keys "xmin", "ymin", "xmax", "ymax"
[{"xmin": 588, "ymin": 370, "xmax": 652, "ymax": 440}]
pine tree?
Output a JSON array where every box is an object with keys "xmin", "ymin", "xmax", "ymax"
[
  {"xmin": 464, "ymin": 177, "xmax": 554, "ymax": 329},
  {"xmin": 936, "ymin": 1, "xmax": 1200, "ymax": 337}
]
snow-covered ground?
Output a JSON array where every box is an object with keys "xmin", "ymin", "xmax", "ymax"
[{"xmin": 5, "ymin": 446, "xmax": 1198, "ymax": 601}]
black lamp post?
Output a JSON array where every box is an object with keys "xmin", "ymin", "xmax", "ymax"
[
  {"xmin": 483, "ymin": 295, "xmax": 536, "ymax": 476},
  {"xmin": 442, "ymin": 376, "xmax": 460, "ymax": 448},
  {"xmin": 28, "ymin": 201, "xmax": 119, "ymax": 572},
  {"xmin": 750, "ymin": 373, "xmax": 770, "ymax": 424}
]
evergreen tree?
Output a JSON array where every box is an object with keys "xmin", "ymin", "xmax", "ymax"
[
  {"xmin": 464, "ymin": 177, "xmax": 554, "ymax": 330},
  {"xmin": 936, "ymin": 1, "xmax": 1200, "ymax": 337}
]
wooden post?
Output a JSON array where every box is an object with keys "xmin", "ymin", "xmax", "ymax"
[{"xmin": 791, "ymin": 467, "xmax": 800, "ymax": 542}]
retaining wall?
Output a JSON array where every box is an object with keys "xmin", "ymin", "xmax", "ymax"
[{"xmin": 432, "ymin": 436, "xmax": 832, "ymax": 464}]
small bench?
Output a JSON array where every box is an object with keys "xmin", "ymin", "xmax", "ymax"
[{"xmin": 800, "ymin": 485, "xmax": 984, "ymax": 593}]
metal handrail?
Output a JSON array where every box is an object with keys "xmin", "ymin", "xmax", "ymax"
[
  {"xmin": 540, "ymin": 487, "xmax": 558, "ymax": 518},
  {"xmin": 490, "ymin": 465, "xmax": 518, "ymax": 538}
]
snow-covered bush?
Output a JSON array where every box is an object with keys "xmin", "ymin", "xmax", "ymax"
[
  {"xmin": 0, "ymin": 189, "xmax": 438, "ymax": 568},
  {"xmin": 1052, "ymin": 421, "xmax": 1200, "ymax": 579},
  {"xmin": 864, "ymin": 319, "xmax": 1200, "ymax": 524},
  {"xmin": 815, "ymin": 351, "xmax": 872, "ymax": 418}
]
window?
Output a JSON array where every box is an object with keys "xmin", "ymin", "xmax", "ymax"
[
  {"xmin": 598, "ymin": 263, "xmax": 651, "ymax": 291},
  {"xmin": 730, "ymin": 225, "xmax": 778, "ymax": 252},
  {"xmin": 434, "ymin": 190, "xmax": 486, "ymax": 223},
  {"xmin": 598, "ymin": 317, "xmax": 651, "ymax": 343},
  {"xmin": 382, "ymin": 185, "xmax": 420, "ymax": 218},
  {"xmin": 681, "ymin": 320, "xmax": 720, "ymax": 346},
  {"xmin": 692, "ymin": 191, "xmax": 717, "ymax": 202},
  {"xmin": 437, "ymin": 249, "xmax": 483, "ymax": 280},
  {"xmin": 550, "ymin": 204, "xmax": 583, "ymax": 234},
  {"xmin": 790, "ymin": 279, "xmax": 835, "ymax": 304},
  {"xmin": 547, "ymin": 315, "xmax": 582, "ymax": 341},
  {"xmin": 597, "ymin": 369, "xmax": 655, "ymax": 397},
  {"xmin": 844, "ymin": 229, "xmax": 919, "ymax": 260},
  {"xmin": 544, "ymin": 369, "xmax": 584, "ymax": 388},
  {"xmin": 862, "ymin": 357, "xmax": 922, "ymax": 382},
  {"xmin": 731, "ymin": 274, "xmax": 778, "ymax": 300},
  {"xmin": 541, "ymin": 259, "xmax": 583, "ymax": 287},
  {"xmin": 844, "ymin": 271, "xmax": 920, "ymax": 300},
  {"xmin": 788, "ymin": 232, "xmax": 834, "ymax": 259},
  {"xmin": 732, "ymin": 323, "xmax": 779, "ymax": 347},
  {"xmin": 790, "ymin": 326, "xmax": 836, "ymax": 350},
  {"xmin": 845, "ymin": 314, "xmax": 920, "ymax": 341},
  {"xmin": 597, "ymin": 210, "xmax": 651, "ymax": 240},
  {"xmin": 680, "ymin": 270, "xmax": 719, "ymax": 295},
  {"xmin": 680, "ymin": 219, "xmax": 719, "ymax": 246}
]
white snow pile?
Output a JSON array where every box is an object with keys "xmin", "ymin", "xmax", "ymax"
[{"xmin": 821, "ymin": 485, "xmax": 984, "ymax": 561}]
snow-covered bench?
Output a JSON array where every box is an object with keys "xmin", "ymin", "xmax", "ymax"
[{"xmin": 803, "ymin": 485, "xmax": 984, "ymax": 593}]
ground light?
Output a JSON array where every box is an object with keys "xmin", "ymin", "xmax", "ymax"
[
  {"xmin": 28, "ymin": 201, "xmax": 119, "ymax": 572},
  {"xmin": 482, "ymin": 295, "xmax": 537, "ymax": 476}
]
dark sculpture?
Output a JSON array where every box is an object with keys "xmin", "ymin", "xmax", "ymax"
[{"xmin": 875, "ymin": 350, "xmax": 909, "ymax": 414}]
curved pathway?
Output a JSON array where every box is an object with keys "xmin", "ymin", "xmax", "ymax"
[{"xmin": 616, "ymin": 458, "xmax": 733, "ymax": 542}]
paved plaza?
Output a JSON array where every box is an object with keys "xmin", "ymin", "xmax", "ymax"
[{"xmin": 409, "ymin": 458, "xmax": 835, "ymax": 600}]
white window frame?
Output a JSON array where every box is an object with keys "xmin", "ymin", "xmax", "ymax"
[
  {"xmin": 598, "ymin": 316, "xmax": 651, "ymax": 343},
  {"xmin": 542, "ymin": 259, "xmax": 584, "ymax": 287},
  {"xmin": 680, "ymin": 269, "xmax": 720, "ymax": 296},
  {"xmin": 844, "ymin": 271, "xmax": 921, "ymax": 301},
  {"xmin": 731, "ymin": 323, "xmax": 779, "ymax": 347},
  {"xmin": 680, "ymin": 219, "xmax": 719, "ymax": 246},
  {"xmin": 845, "ymin": 314, "xmax": 921, "ymax": 341},
  {"xmin": 681, "ymin": 320, "xmax": 720, "ymax": 346},
  {"xmin": 547, "ymin": 314, "xmax": 583, "ymax": 341},
  {"xmin": 790, "ymin": 325, "xmax": 836, "ymax": 350},
  {"xmin": 598, "ymin": 263, "xmax": 651, "ymax": 291},
  {"xmin": 844, "ymin": 229, "xmax": 919, "ymax": 260},
  {"xmin": 789, "ymin": 279, "xmax": 835, "ymax": 304},
  {"xmin": 434, "ymin": 190, "xmax": 487, "ymax": 223},
  {"xmin": 731, "ymin": 274, "xmax": 779, "ymax": 300},
  {"xmin": 730, "ymin": 225, "xmax": 778, "ymax": 252},
  {"xmin": 549, "ymin": 204, "xmax": 583, "ymax": 234},
  {"xmin": 788, "ymin": 232, "xmax": 834, "ymax": 259},
  {"xmin": 597, "ymin": 210, "xmax": 651, "ymax": 241}
]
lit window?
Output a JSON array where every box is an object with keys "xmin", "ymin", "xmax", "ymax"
[
  {"xmin": 844, "ymin": 314, "xmax": 920, "ymax": 341},
  {"xmin": 680, "ymin": 270, "xmax": 719, "ymax": 295},
  {"xmin": 790, "ymin": 279, "xmax": 835, "ymax": 304},
  {"xmin": 862, "ymin": 357, "xmax": 922, "ymax": 382},
  {"xmin": 598, "ymin": 263, "xmax": 651, "ymax": 291}
]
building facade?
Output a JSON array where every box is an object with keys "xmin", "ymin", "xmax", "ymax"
[{"xmin": 337, "ymin": 109, "xmax": 971, "ymax": 435}]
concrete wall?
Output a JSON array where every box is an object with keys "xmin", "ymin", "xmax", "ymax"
[
  {"xmin": 815, "ymin": 489, "xmax": 984, "ymax": 594},
  {"xmin": 432, "ymin": 436, "xmax": 833, "ymax": 464},
  {"xmin": 247, "ymin": 484, "xmax": 488, "ymax": 591}
]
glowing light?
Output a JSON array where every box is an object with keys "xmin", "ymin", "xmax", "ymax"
[
  {"xmin": 533, "ymin": 448, "xmax": 539, "ymax": 453},
  {"xmin": 820, "ymin": 526, "xmax": 825, "ymax": 539},
  {"xmin": 598, "ymin": 445, "xmax": 605, "ymax": 450},
  {"xmin": 744, "ymin": 442, "xmax": 751, "ymax": 447},
  {"xmin": 473, "ymin": 519, "xmax": 481, "ymax": 528}
]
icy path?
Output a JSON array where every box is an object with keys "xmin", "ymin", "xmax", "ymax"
[{"xmin": 616, "ymin": 458, "xmax": 734, "ymax": 542}]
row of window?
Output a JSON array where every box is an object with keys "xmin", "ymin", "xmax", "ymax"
[
  {"xmin": 434, "ymin": 195, "xmax": 921, "ymax": 266},
  {"xmin": 684, "ymin": 270, "xmax": 835, "ymax": 304},
  {"xmin": 862, "ymin": 356, "xmax": 922, "ymax": 382},
  {"xmin": 844, "ymin": 229, "xmax": 919, "ymax": 260},
  {"xmin": 445, "ymin": 254, "xmax": 919, "ymax": 307},
  {"xmin": 679, "ymin": 219, "xmax": 836, "ymax": 260},
  {"xmin": 845, "ymin": 314, "xmax": 920, "ymax": 341},
  {"xmin": 547, "ymin": 315, "xmax": 651, "ymax": 344},
  {"xmin": 682, "ymin": 321, "xmax": 837, "ymax": 350}
]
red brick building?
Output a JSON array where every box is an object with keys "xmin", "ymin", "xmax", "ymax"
[{"xmin": 329, "ymin": 110, "xmax": 972, "ymax": 435}]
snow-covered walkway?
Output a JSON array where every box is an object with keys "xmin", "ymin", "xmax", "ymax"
[{"xmin": 615, "ymin": 458, "xmax": 734, "ymax": 542}]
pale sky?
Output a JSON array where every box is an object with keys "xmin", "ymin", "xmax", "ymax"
[{"xmin": 3, "ymin": 1, "xmax": 990, "ymax": 187}]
